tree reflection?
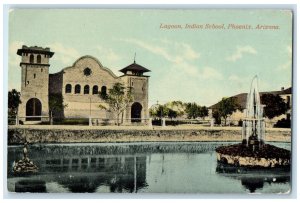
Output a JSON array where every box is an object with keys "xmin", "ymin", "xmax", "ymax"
[{"xmin": 216, "ymin": 162, "xmax": 290, "ymax": 193}]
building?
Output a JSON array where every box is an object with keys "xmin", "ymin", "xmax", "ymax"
[
  {"xmin": 209, "ymin": 87, "xmax": 292, "ymax": 127},
  {"xmin": 17, "ymin": 45, "xmax": 150, "ymax": 125}
]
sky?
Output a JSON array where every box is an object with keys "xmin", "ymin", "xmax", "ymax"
[{"xmin": 8, "ymin": 9, "xmax": 292, "ymax": 107}]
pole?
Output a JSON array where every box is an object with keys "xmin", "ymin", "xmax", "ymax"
[
  {"xmin": 157, "ymin": 101, "xmax": 163, "ymax": 126},
  {"xmin": 50, "ymin": 111, "xmax": 53, "ymax": 125},
  {"xmin": 90, "ymin": 97, "xmax": 92, "ymax": 116},
  {"xmin": 16, "ymin": 115, "xmax": 19, "ymax": 126},
  {"xmin": 89, "ymin": 97, "xmax": 92, "ymax": 126},
  {"xmin": 161, "ymin": 108, "xmax": 163, "ymax": 126}
]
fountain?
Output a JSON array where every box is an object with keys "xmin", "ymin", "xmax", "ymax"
[
  {"xmin": 242, "ymin": 75, "xmax": 265, "ymax": 150},
  {"xmin": 216, "ymin": 76, "xmax": 290, "ymax": 168}
]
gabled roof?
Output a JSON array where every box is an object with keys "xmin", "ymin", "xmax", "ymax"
[
  {"xmin": 53, "ymin": 55, "xmax": 118, "ymax": 79},
  {"xmin": 209, "ymin": 87, "xmax": 292, "ymax": 109},
  {"xmin": 119, "ymin": 61, "xmax": 150, "ymax": 74},
  {"xmin": 209, "ymin": 93, "xmax": 248, "ymax": 109}
]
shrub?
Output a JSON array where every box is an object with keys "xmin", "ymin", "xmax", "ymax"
[{"xmin": 274, "ymin": 118, "xmax": 291, "ymax": 128}]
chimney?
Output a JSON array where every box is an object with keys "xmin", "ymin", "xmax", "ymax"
[{"xmin": 281, "ymin": 87, "xmax": 284, "ymax": 91}]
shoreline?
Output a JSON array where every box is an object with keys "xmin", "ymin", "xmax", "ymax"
[
  {"xmin": 7, "ymin": 140, "xmax": 291, "ymax": 147},
  {"xmin": 8, "ymin": 125, "xmax": 291, "ymax": 144},
  {"xmin": 8, "ymin": 124, "xmax": 292, "ymax": 131}
]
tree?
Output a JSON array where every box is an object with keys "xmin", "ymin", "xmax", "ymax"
[
  {"xmin": 261, "ymin": 94, "xmax": 287, "ymax": 119},
  {"xmin": 8, "ymin": 89, "xmax": 21, "ymax": 117},
  {"xmin": 149, "ymin": 106, "xmax": 158, "ymax": 118},
  {"xmin": 215, "ymin": 97, "xmax": 241, "ymax": 126},
  {"xmin": 99, "ymin": 83, "xmax": 133, "ymax": 126},
  {"xmin": 198, "ymin": 106, "xmax": 208, "ymax": 120},
  {"xmin": 49, "ymin": 93, "xmax": 67, "ymax": 124},
  {"xmin": 185, "ymin": 103, "xmax": 199, "ymax": 119},
  {"xmin": 167, "ymin": 101, "xmax": 185, "ymax": 117},
  {"xmin": 212, "ymin": 110, "xmax": 221, "ymax": 125},
  {"xmin": 185, "ymin": 103, "xmax": 208, "ymax": 119},
  {"xmin": 150, "ymin": 101, "xmax": 207, "ymax": 120},
  {"xmin": 167, "ymin": 108, "xmax": 178, "ymax": 119},
  {"xmin": 149, "ymin": 105, "xmax": 170, "ymax": 118}
]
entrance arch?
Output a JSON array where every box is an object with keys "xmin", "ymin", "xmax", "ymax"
[
  {"xmin": 26, "ymin": 98, "xmax": 42, "ymax": 121},
  {"xmin": 131, "ymin": 102, "xmax": 142, "ymax": 122}
]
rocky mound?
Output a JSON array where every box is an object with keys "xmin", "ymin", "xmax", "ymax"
[
  {"xmin": 216, "ymin": 143, "xmax": 290, "ymax": 159},
  {"xmin": 13, "ymin": 158, "xmax": 39, "ymax": 174}
]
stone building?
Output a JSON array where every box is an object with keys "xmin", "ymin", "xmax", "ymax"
[{"xmin": 17, "ymin": 45, "xmax": 150, "ymax": 125}]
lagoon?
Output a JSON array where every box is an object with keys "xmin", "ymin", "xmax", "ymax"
[{"xmin": 7, "ymin": 142, "xmax": 290, "ymax": 194}]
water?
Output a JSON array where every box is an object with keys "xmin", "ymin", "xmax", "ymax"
[
  {"xmin": 243, "ymin": 75, "xmax": 266, "ymax": 144},
  {"xmin": 7, "ymin": 142, "xmax": 291, "ymax": 193}
]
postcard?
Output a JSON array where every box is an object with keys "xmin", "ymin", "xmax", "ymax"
[{"xmin": 6, "ymin": 9, "xmax": 292, "ymax": 194}]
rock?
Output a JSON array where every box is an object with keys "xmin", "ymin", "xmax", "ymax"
[
  {"xmin": 13, "ymin": 158, "xmax": 39, "ymax": 174},
  {"xmin": 216, "ymin": 143, "xmax": 290, "ymax": 168}
]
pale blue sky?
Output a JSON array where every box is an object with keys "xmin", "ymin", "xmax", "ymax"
[{"xmin": 8, "ymin": 9, "xmax": 292, "ymax": 107}]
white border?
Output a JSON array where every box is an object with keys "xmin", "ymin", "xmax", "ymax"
[{"xmin": 1, "ymin": 1, "xmax": 299, "ymax": 202}]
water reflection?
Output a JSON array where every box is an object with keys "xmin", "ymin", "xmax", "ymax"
[
  {"xmin": 10, "ymin": 154, "xmax": 147, "ymax": 193},
  {"xmin": 15, "ymin": 179, "xmax": 46, "ymax": 193},
  {"xmin": 7, "ymin": 142, "xmax": 290, "ymax": 193},
  {"xmin": 216, "ymin": 162, "xmax": 290, "ymax": 193}
]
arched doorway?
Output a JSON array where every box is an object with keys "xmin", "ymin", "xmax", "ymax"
[
  {"xmin": 131, "ymin": 102, "xmax": 142, "ymax": 122},
  {"xmin": 26, "ymin": 98, "xmax": 42, "ymax": 121}
]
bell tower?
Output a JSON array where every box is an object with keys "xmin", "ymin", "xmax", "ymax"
[
  {"xmin": 119, "ymin": 59, "xmax": 150, "ymax": 125},
  {"xmin": 17, "ymin": 45, "xmax": 54, "ymax": 122}
]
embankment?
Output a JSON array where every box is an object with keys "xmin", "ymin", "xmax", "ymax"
[{"xmin": 7, "ymin": 125, "xmax": 291, "ymax": 144}]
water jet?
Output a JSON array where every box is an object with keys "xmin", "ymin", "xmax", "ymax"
[{"xmin": 216, "ymin": 76, "xmax": 290, "ymax": 168}]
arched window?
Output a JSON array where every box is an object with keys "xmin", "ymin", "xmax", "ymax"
[
  {"xmin": 84, "ymin": 85, "xmax": 90, "ymax": 94},
  {"xmin": 37, "ymin": 55, "xmax": 41, "ymax": 63},
  {"xmin": 92, "ymin": 85, "xmax": 98, "ymax": 94},
  {"xmin": 101, "ymin": 86, "xmax": 107, "ymax": 96},
  {"xmin": 65, "ymin": 84, "xmax": 72, "ymax": 93},
  {"xmin": 75, "ymin": 84, "xmax": 81, "ymax": 94},
  {"xmin": 29, "ymin": 54, "xmax": 34, "ymax": 63}
]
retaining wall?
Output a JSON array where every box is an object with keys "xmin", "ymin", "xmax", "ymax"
[{"xmin": 7, "ymin": 126, "xmax": 291, "ymax": 144}]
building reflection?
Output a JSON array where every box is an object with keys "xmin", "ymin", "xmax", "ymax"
[
  {"xmin": 48, "ymin": 156, "xmax": 147, "ymax": 193},
  {"xmin": 216, "ymin": 162, "xmax": 290, "ymax": 193},
  {"xmin": 8, "ymin": 146, "xmax": 147, "ymax": 193}
]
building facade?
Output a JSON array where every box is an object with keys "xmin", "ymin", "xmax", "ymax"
[{"xmin": 17, "ymin": 45, "xmax": 150, "ymax": 125}]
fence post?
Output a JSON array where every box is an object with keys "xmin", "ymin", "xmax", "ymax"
[
  {"xmin": 89, "ymin": 116, "xmax": 92, "ymax": 126},
  {"xmin": 210, "ymin": 118, "xmax": 214, "ymax": 128},
  {"xmin": 162, "ymin": 118, "xmax": 166, "ymax": 127},
  {"xmin": 16, "ymin": 115, "xmax": 19, "ymax": 126},
  {"xmin": 50, "ymin": 111, "xmax": 53, "ymax": 125},
  {"xmin": 148, "ymin": 118, "xmax": 153, "ymax": 129}
]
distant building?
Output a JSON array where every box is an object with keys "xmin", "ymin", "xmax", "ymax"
[
  {"xmin": 17, "ymin": 45, "xmax": 150, "ymax": 125},
  {"xmin": 209, "ymin": 87, "xmax": 292, "ymax": 127}
]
